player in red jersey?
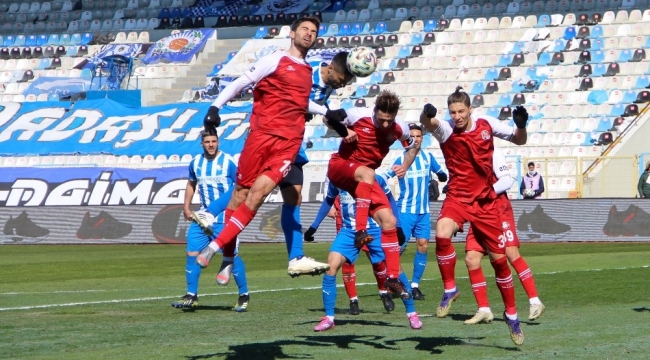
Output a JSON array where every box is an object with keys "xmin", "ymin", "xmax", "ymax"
[
  {"xmin": 326, "ymin": 90, "xmax": 418, "ymax": 299},
  {"xmin": 419, "ymin": 86, "xmax": 528, "ymax": 346},
  {"xmin": 194, "ymin": 17, "xmax": 330, "ymax": 278},
  {"xmin": 464, "ymin": 147, "xmax": 544, "ymax": 325}
]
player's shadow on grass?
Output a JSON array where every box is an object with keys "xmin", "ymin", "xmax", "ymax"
[
  {"xmin": 448, "ymin": 313, "xmax": 541, "ymax": 326},
  {"xmin": 297, "ymin": 317, "xmax": 397, "ymax": 329},
  {"xmin": 298, "ymin": 334, "xmax": 397, "ymax": 350},
  {"xmin": 633, "ymin": 307, "xmax": 650, "ymax": 312},
  {"xmin": 178, "ymin": 305, "xmax": 234, "ymax": 312},
  {"xmin": 306, "ymin": 307, "xmax": 383, "ymax": 315},
  {"xmin": 187, "ymin": 339, "xmax": 323, "ymax": 360},
  {"xmin": 385, "ymin": 336, "xmax": 521, "ymax": 354}
]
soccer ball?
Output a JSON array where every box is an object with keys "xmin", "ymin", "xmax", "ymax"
[
  {"xmin": 346, "ymin": 47, "xmax": 377, "ymax": 77},
  {"xmin": 524, "ymin": 188, "xmax": 536, "ymax": 197}
]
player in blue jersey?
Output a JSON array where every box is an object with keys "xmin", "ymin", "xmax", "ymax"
[
  {"xmin": 382, "ymin": 124, "xmax": 447, "ymax": 300},
  {"xmin": 307, "ymin": 176, "xmax": 422, "ymax": 331},
  {"xmin": 172, "ymin": 130, "xmax": 250, "ymax": 312},
  {"xmin": 279, "ymin": 51, "xmax": 355, "ymax": 277}
]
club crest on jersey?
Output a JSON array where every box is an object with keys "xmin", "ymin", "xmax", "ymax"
[
  {"xmin": 287, "ymin": 65, "xmax": 295, "ymax": 71},
  {"xmin": 481, "ymin": 130, "xmax": 491, "ymax": 140},
  {"xmin": 502, "ymin": 221, "xmax": 510, "ymax": 230}
]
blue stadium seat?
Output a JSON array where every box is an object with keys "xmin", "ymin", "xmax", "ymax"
[
  {"xmin": 486, "ymin": 107, "xmax": 500, "ymax": 118},
  {"xmin": 341, "ymin": 98, "xmax": 354, "ymax": 109},
  {"xmin": 424, "ymin": 19, "xmax": 437, "ymax": 32},
  {"xmin": 397, "ymin": 46, "xmax": 411, "ymax": 58},
  {"xmin": 511, "ymin": 41, "xmax": 525, "ymax": 54},
  {"xmin": 36, "ymin": 58, "xmax": 52, "ymax": 70},
  {"xmin": 48, "ymin": 93, "xmax": 60, "ymax": 101},
  {"xmin": 350, "ymin": 84, "xmax": 368, "ymax": 98},
  {"xmin": 591, "ymin": 25, "xmax": 603, "ymax": 39},
  {"xmin": 80, "ymin": 33, "xmax": 93, "ymax": 45},
  {"xmin": 497, "ymin": 94, "xmax": 511, "ymax": 107},
  {"xmin": 208, "ymin": 63, "xmax": 223, "ymax": 76},
  {"xmin": 610, "ymin": 103, "xmax": 625, "ymax": 116},
  {"xmin": 373, "ymin": 22, "xmax": 387, "ymax": 34},
  {"xmin": 360, "ymin": 23, "xmax": 371, "ymax": 34},
  {"xmin": 225, "ymin": 51, "xmax": 237, "ymax": 63},
  {"xmin": 470, "ymin": 81, "xmax": 485, "ymax": 95},
  {"xmin": 325, "ymin": 24, "xmax": 338, "ymax": 37},
  {"xmin": 563, "ymin": 27, "xmax": 576, "ymax": 40},
  {"xmin": 66, "ymin": 45, "xmax": 78, "ymax": 57},
  {"xmin": 590, "ymin": 50, "xmax": 605, "ymax": 64},
  {"xmin": 368, "ymin": 71, "xmax": 383, "ymax": 84},
  {"xmin": 622, "ymin": 90, "xmax": 637, "ymax": 103},
  {"xmin": 310, "ymin": 138, "xmax": 326, "ymax": 150},
  {"xmin": 182, "ymin": 7, "xmax": 192, "ymax": 17},
  {"xmin": 618, "ymin": 49, "xmax": 632, "ymax": 62},
  {"xmin": 552, "ymin": 39, "xmax": 567, "ymax": 52},
  {"xmin": 3, "ymin": 35, "xmax": 15, "ymax": 47},
  {"xmin": 596, "ymin": 117, "xmax": 612, "ymax": 132},
  {"xmin": 60, "ymin": 34, "xmax": 71, "ymax": 45},
  {"xmin": 170, "ymin": 7, "xmax": 182, "ymax": 18},
  {"xmin": 331, "ymin": 1, "xmax": 345, "ymax": 12},
  {"xmin": 536, "ymin": 14, "xmax": 551, "ymax": 27},
  {"xmin": 497, "ymin": 54, "xmax": 512, "ymax": 67},
  {"xmin": 253, "ymin": 26, "xmax": 268, "ymax": 39},
  {"xmin": 526, "ymin": 67, "xmax": 541, "ymax": 80},
  {"xmin": 338, "ymin": 23, "xmax": 351, "ymax": 36},
  {"xmin": 14, "ymin": 35, "xmax": 26, "ymax": 47},
  {"xmin": 588, "ymin": 90, "xmax": 608, "ymax": 104},
  {"xmin": 318, "ymin": 23, "xmax": 328, "ymax": 35},
  {"xmin": 591, "ymin": 63, "xmax": 605, "ymax": 77},
  {"xmin": 537, "ymin": 52, "xmax": 551, "ymax": 65},
  {"xmin": 484, "ymin": 68, "xmax": 498, "ymax": 81},
  {"xmin": 48, "ymin": 34, "xmax": 60, "ymax": 46},
  {"xmin": 158, "ymin": 8, "xmax": 170, "ymax": 19},
  {"xmin": 25, "ymin": 35, "xmax": 38, "ymax": 47},
  {"xmin": 409, "ymin": 32, "xmax": 423, "ymax": 45},
  {"xmin": 635, "ymin": 75, "xmax": 650, "ymax": 88},
  {"xmin": 70, "ymin": 33, "xmax": 82, "ymax": 45},
  {"xmin": 36, "ymin": 34, "xmax": 48, "ymax": 46},
  {"xmin": 350, "ymin": 23, "xmax": 363, "ymax": 36}
]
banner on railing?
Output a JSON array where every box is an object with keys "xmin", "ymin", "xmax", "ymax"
[
  {"xmin": 253, "ymin": 0, "xmax": 314, "ymax": 15},
  {"xmin": 142, "ymin": 29, "xmax": 215, "ymax": 65},
  {"xmin": 0, "ymin": 99, "xmax": 252, "ymax": 157},
  {"xmin": 2, "ymin": 199, "xmax": 649, "ymax": 244}
]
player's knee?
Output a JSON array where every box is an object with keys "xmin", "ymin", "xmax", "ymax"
[
  {"xmin": 281, "ymin": 186, "xmax": 301, "ymax": 206},
  {"xmin": 435, "ymin": 218, "xmax": 457, "ymax": 238},
  {"xmin": 381, "ymin": 215, "xmax": 397, "ymax": 229},
  {"xmin": 246, "ymin": 188, "xmax": 268, "ymax": 210},
  {"xmin": 505, "ymin": 247, "xmax": 520, "ymax": 262},
  {"xmin": 464, "ymin": 253, "xmax": 481, "ymax": 269},
  {"xmin": 354, "ymin": 166, "xmax": 375, "ymax": 183},
  {"xmin": 416, "ymin": 239, "xmax": 428, "ymax": 252}
]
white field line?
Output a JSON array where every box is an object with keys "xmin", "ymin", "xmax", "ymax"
[{"xmin": 0, "ymin": 265, "xmax": 647, "ymax": 312}]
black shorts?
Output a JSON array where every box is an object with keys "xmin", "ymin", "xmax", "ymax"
[{"xmin": 279, "ymin": 163, "xmax": 304, "ymax": 189}]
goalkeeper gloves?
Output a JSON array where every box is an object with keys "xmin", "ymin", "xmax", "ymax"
[
  {"xmin": 512, "ymin": 105, "xmax": 529, "ymax": 129},
  {"xmin": 325, "ymin": 109, "xmax": 348, "ymax": 123},
  {"xmin": 423, "ymin": 103, "xmax": 437, "ymax": 118},
  {"xmin": 304, "ymin": 227, "xmax": 317, "ymax": 242},
  {"xmin": 203, "ymin": 106, "xmax": 221, "ymax": 131}
]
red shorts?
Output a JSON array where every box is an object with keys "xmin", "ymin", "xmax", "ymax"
[
  {"xmin": 439, "ymin": 197, "xmax": 506, "ymax": 254},
  {"xmin": 465, "ymin": 196, "xmax": 520, "ymax": 253},
  {"xmin": 236, "ymin": 131, "xmax": 302, "ymax": 188},
  {"xmin": 327, "ymin": 156, "xmax": 391, "ymax": 215}
]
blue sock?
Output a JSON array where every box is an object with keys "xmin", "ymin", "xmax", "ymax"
[
  {"xmin": 412, "ymin": 251, "xmax": 428, "ymax": 285},
  {"xmin": 186, "ymin": 255, "xmax": 202, "ymax": 295},
  {"xmin": 281, "ymin": 204, "xmax": 304, "ymax": 261},
  {"xmin": 322, "ymin": 274, "xmax": 337, "ymax": 317},
  {"xmin": 232, "ymin": 255, "xmax": 248, "ymax": 295},
  {"xmin": 399, "ymin": 271, "xmax": 416, "ymax": 314}
]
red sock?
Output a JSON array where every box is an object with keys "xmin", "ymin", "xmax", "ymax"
[
  {"xmin": 354, "ymin": 182, "xmax": 373, "ymax": 232},
  {"xmin": 342, "ymin": 262, "xmax": 357, "ymax": 299},
  {"xmin": 492, "ymin": 256, "xmax": 516, "ymax": 315},
  {"xmin": 216, "ymin": 203, "xmax": 256, "ymax": 257},
  {"xmin": 468, "ymin": 268, "xmax": 490, "ymax": 308},
  {"xmin": 435, "ymin": 236, "xmax": 457, "ymax": 290},
  {"xmin": 225, "ymin": 208, "xmax": 234, "ymax": 223},
  {"xmin": 511, "ymin": 256, "xmax": 539, "ymax": 299},
  {"xmin": 381, "ymin": 228, "xmax": 401, "ymax": 278},
  {"xmin": 371, "ymin": 260, "xmax": 388, "ymax": 292}
]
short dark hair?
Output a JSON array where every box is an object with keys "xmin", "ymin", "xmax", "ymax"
[
  {"xmin": 447, "ymin": 85, "xmax": 471, "ymax": 108},
  {"xmin": 408, "ymin": 123, "xmax": 423, "ymax": 133},
  {"xmin": 375, "ymin": 90, "xmax": 401, "ymax": 114},
  {"xmin": 330, "ymin": 51, "xmax": 352, "ymax": 77},
  {"xmin": 201, "ymin": 128, "xmax": 218, "ymax": 140},
  {"xmin": 527, "ymin": 162, "xmax": 535, "ymax": 167},
  {"xmin": 291, "ymin": 16, "xmax": 321, "ymax": 33}
]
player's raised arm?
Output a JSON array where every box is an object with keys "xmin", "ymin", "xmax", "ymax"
[
  {"xmin": 510, "ymin": 106, "xmax": 528, "ymax": 145},
  {"xmin": 419, "ymin": 103, "xmax": 440, "ymax": 133},
  {"xmin": 204, "ymin": 59, "xmax": 279, "ymax": 130}
]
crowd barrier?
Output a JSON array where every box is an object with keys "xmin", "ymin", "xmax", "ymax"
[{"xmin": 2, "ymin": 199, "xmax": 649, "ymax": 244}]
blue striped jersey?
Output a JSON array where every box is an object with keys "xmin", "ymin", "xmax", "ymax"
[
  {"xmin": 386, "ymin": 150, "xmax": 443, "ymax": 214},
  {"xmin": 309, "ymin": 60, "xmax": 334, "ymax": 104},
  {"xmin": 188, "ymin": 152, "xmax": 237, "ymax": 223},
  {"xmin": 325, "ymin": 175, "xmax": 391, "ymax": 230}
]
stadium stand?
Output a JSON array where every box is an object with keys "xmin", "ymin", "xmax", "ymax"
[{"xmin": 1, "ymin": 0, "xmax": 650, "ymax": 199}]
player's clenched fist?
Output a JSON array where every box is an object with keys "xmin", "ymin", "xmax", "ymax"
[
  {"xmin": 203, "ymin": 106, "xmax": 221, "ymax": 130},
  {"xmin": 304, "ymin": 227, "xmax": 317, "ymax": 242},
  {"xmin": 423, "ymin": 103, "xmax": 437, "ymax": 118},
  {"xmin": 513, "ymin": 105, "xmax": 529, "ymax": 129},
  {"xmin": 325, "ymin": 109, "xmax": 348, "ymax": 123}
]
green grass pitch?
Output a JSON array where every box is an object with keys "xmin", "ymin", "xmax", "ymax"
[{"xmin": 1, "ymin": 242, "xmax": 649, "ymax": 360}]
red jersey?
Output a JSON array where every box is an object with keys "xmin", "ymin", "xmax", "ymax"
[
  {"xmin": 432, "ymin": 114, "xmax": 515, "ymax": 203},
  {"xmin": 331, "ymin": 107, "xmax": 411, "ymax": 169},
  {"xmin": 244, "ymin": 51, "xmax": 312, "ymax": 141}
]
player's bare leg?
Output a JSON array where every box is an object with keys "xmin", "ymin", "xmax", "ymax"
[
  {"xmin": 282, "ymin": 184, "xmax": 329, "ymax": 277},
  {"xmin": 373, "ymin": 208, "xmax": 411, "ymax": 300},
  {"xmin": 506, "ymin": 246, "xmax": 544, "ymax": 320},
  {"xmin": 197, "ymin": 176, "xmax": 276, "ymax": 270},
  {"xmin": 353, "ymin": 166, "xmax": 376, "ymax": 248},
  {"xmin": 463, "ymin": 250, "xmax": 494, "ymax": 324},
  {"xmin": 435, "ymin": 218, "xmax": 461, "ymax": 317}
]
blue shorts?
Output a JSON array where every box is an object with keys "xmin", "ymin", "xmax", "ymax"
[
  {"xmin": 186, "ymin": 223, "xmax": 239, "ymax": 254},
  {"xmin": 399, "ymin": 212, "xmax": 431, "ymax": 251},
  {"xmin": 329, "ymin": 227, "xmax": 384, "ymax": 265}
]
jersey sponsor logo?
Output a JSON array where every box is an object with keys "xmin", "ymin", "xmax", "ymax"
[
  {"xmin": 499, "ymin": 165, "xmax": 508, "ymax": 171},
  {"xmin": 287, "ymin": 65, "xmax": 295, "ymax": 71},
  {"xmin": 362, "ymin": 127, "xmax": 371, "ymax": 134},
  {"xmin": 481, "ymin": 130, "xmax": 491, "ymax": 140}
]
